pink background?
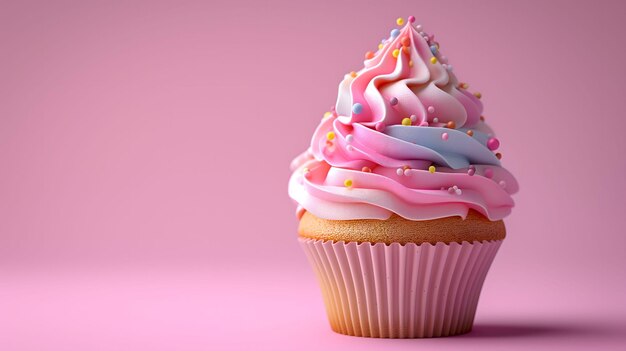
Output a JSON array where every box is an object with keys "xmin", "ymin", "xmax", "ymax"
[{"xmin": 1, "ymin": 0, "xmax": 625, "ymax": 350}]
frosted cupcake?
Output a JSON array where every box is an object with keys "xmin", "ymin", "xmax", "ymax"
[{"xmin": 288, "ymin": 16, "xmax": 517, "ymax": 338}]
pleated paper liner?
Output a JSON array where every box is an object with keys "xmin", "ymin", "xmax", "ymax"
[{"xmin": 299, "ymin": 238, "xmax": 502, "ymax": 338}]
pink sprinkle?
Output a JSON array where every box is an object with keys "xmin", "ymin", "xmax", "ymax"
[
  {"xmin": 419, "ymin": 121, "xmax": 429, "ymax": 126},
  {"xmin": 467, "ymin": 168, "xmax": 475, "ymax": 176},
  {"xmin": 441, "ymin": 132, "xmax": 449, "ymax": 141},
  {"xmin": 427, "ymin": 106, "xmax": 435, "ymax": 114},
  {"xmin": 499, "ymin": 180, "xmax": 506, "ymax": 188},
  {"xmin": 484, "ymin": 168, "xmax": 494, "ymax": 178},
  {"xmin": 408, "ymin": 16, "xmax": 415, "ymax": 23},
  {"xmin": 410, "ymin": 114, "xmax": 417, "ymax": 122},
  {"xmin": 487, "ymin": 137, "xmax": 500, "ymax": 151},
  {"xmin": 448, "ymin": 187, "xmax": 455, "ymax": 194},
  {"xmin": 375, "ymin": 122, "xmax": 386, "ymax": 132}
]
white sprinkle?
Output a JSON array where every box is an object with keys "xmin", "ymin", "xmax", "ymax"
[
  {"xmin": 427, "ymin": 106, "xmax": 435, "ymax": 114},
  {"xmin": 396, "ymin": 168, "xmax": 404, "ymax": 176},
  {"xmin": 404, "ymin": 169, "xmax": 411, "ymax": 176},
  {"xmin": 416, "ymin": 25, "xmax": 423, "ymax": 31},
  {"xmin": 499, "ymin": 180, "xmax": 507, "ymax": 189},
  {"xmin": 455, "ymin": 188, "xmax": 462, "ymax": 195},
  {"xmin": 410, "ymin": 114, "xmax": 417, "ymax": 122},
  {"xmin": 446, "ymin": 65, "xmax": 453, "ymax": 71},
  {"xmin": 346, "ymin": 134, "xmax": 354, "ymax": 143},
  {"xmin": 433, "ymin": 117, "xmax": 439, "ymax": 123}
]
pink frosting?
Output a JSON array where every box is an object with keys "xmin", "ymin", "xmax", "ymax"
[{"xmin": 289, "ymin": 21, "xmax": 517, "ymax": 221}]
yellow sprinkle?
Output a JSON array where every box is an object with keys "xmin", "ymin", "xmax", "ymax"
[
  {"xmin": 326, "ymin": 131, "xmax": 335, "ymax": 141},
  {"xmin": 430, "ymin": 57, "xmax": 438, "ymax": 64},
  {"xmin": 402, "ymin": 117, "xmax": 411, "ymax": 126},
  {"xmin": 344, "ymin": 179, "xmax": 353, "ymax": 188},
  {"xmin": 303, "ymin": 167, "xmax": 309, "ymax": 173},
  {"xmin": 396, "ymin": 17, "xmax": 404, "ymax": 26},
  {"xmin": 409, "ymin": 60, "xmax": 413, "ymax": 67},
  {"xmin": 378, "ymin": 43, "xmax": 384, "ymax": 50},
  {"xmin": 350, "ymin": 71, "xmax": 357, "ymax": 78},
  {"xmin": 323, "ymin": 111, "xmax": 332, "ymax": 119},
  {"xmin": 474, "ymin": 92, "xmax": 482, "ymax": 99},
  {"xmin": 429, "ymin": 166, "xmax": 436, "ymax": 173},
  {"xmin": 392, "ymin": 49, "xmax": 400, "ymax": 58}
]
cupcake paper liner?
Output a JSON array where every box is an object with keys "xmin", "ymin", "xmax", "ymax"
[{"xmin": 299, "ymin": 238, "xmax": 502, "ymax": 338}]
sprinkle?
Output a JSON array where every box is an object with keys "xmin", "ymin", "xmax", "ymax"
[
  {"xmin": 403, "ymin": 46, "xmax": 410, "ymax": 54},
  {"xmin": 446, "ymin": 121, "xmax": 456, "ymax": 129},
  {"xmin": 447, "ymin": 187, "xmax": 455, "ymax": 194},
  {"xmin": 409, "ymin": 60, "xmax": 414, "ymax": 67},
  {"xmin": 402, "ymin": 165, "xmax": 410, "ymax": 170},
  {"xmin": 365, "ymin": 51, "xmax": 374, "ymax": 59},
  {"xmin": 396, "ymin": 168, "xmax": 404, "ymax": 176},
  {"xmin": 323, "ymin": 111, "xmax": 332, "ymax": 119},
  {"xmin": 396, "ymin": 17, "xmax": 404, "ymax": 26},
  {"xmin": 410, "ymin": 114, "xmax": 417, "ymax": 122},
  {"xmin": 496, "ymin": 152, "xmax": 502, "ymax": 159},
  {"xmin": 378, "ymin": 43, "xmax": 384, "ymax": 50},
  {"xmin": 401, "ymin": 36, "xmax": 410, "ymax": 47},
  {"xmin": 419, "ymin": 121, "xmax": 429, "ymax": 126},
  {"xmin": 466, "ymin": 130, "xmax": 474, "ymax": 136},
  {"xmin": 402, "ymin": 117, "xmax": 412, "ymax": 126},
  {"xmin": 326, "ymin": 131, "xmax": 335, "ymax": 141},
  {"xmin": 427, "ymin": 106, "xmax": 435, "ymax": 114},
  {"xmin": 487, "ymin": 137, "xmax": 500, "ymax": 150},
  {"xmin": 480, "ymin": 115, "xmax": 485, "ymax": 121},
  {"xmin": 474, "ymin": 92, "xmax": 482, "ymax": 99},
  {"xmin": 346, "ymin": 145, "xmax": 354, "ymax": 152},
  {"xmin": 416, "ymin": 24, "xmax": 423, "ymax": 31},
  {"xmin": 375, "ymin": 122, "xmax": 385, "ymax": 131},
  {"xmin": 389, "ymin": 97, "xmax": 398, "ymax": 106},
  {"xmin": 408, "ymin": 16, "xmax": 415, "ymax": 23},
  {"xmin": 441, "ymin": 132, "xmax": 449, "ymax": 141},
  {"xmin": 349, "ymin": 71, "xmax": 357, "ymax": 78},
  {"xmin": 302, "ymin": 167, "xmax": 309, "ymax": 174},
  {"xmin": 455, "ymin": 188, "xmax": 463, "ymax": 195},
  {"xmin": 484, "ymin": 168, "xmax": 494, "ymax": 179},
  {"xmin": 392, "ymin": 49, "xmax": 400, "ymax": 58},
  {"xmin": 459, "ymin": 82, "xmax": 469, "ymax": 89},
  {"xmin": 446, "ymin": 64, "xmax": 453, "ymax": 71},
  {"xmin": 467, "ymin": 168, "xmax": 475, "ymax": 176},
  {"xmin": 391, "ymin": 29, "xmax": 401, "ymax": 38},
  {"xmin": 499, "ymin": 180, "xmax": 506, "ymax": 188},
  {"xmin": 346, "ymin": 134, "xmax": 354, "ymax": 143},
  {"xmin": 404, "ymin": 169, "xmax": 411, "ymax": 176},
  {"xmin": 429, "ymin": 166, "xmax": 436, "ymax": 173},
  {"xmin": 430, "ymin": 45, "xmax": 437, "ymax": 55},
  {"xmin": 469, "ymin": 165, "xmax": 476, "ymax": 170},
  {"xmin": 344, "ymin": 179, "xmax": 353, "ymax": 188},
  {"xmin": 352, "ymin": 103, "xmax": 363, "ymax": 114},
  {"xmin": 433, "ymin": 117, "xmax": 439, "ymax": 123},
  {"xmin": 430, "ymin": 57, "xmax": 438, "ymax": 64},
  {"xmin": 362, "ymin": 166, "xmax": 372, "ymax": 173}
]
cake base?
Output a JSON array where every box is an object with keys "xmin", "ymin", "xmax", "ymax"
[{"xmin": 298, "ymin": 210, "xmax": 505, "ymax": 245}]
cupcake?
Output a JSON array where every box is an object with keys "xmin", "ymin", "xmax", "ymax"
[{"xmin": 288, "ymin": 16, "xmax": 517, "ymax": 338}]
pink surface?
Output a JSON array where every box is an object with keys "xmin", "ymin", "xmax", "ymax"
[{"xmin": 1, "ymin": 0, "xmax": 625, "ymax": 350}]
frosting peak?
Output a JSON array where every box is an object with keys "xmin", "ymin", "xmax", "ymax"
[{"xmin": 289, "ymin": 18, "xmax": 517, "ymax": 222}]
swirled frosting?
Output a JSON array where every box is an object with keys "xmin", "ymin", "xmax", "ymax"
[{"xmin": 289, "ymin": 19, "xmax": 517, "ymax": 221}]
